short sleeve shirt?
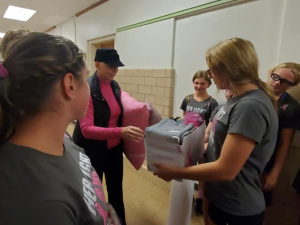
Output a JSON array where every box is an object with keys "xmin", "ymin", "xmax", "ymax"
[
  {"xmin": 0, "ymin": 137, "xmax": 108, "ymax": 225},
  {"xmin": 204, "ymin": 89, "xmax": 278, "ymax": 216},
  {"xmin": 180, "ymin": 95, "xmax": 218, "ymax": 126}
]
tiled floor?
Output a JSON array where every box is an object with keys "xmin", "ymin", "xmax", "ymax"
[
  {"xmin": 67, "ymin": 123, "xmax": 204, "ymax": 225},
  {"xmin": 103, "ymin": 158, "xmax": 204, "ymax": 225}
]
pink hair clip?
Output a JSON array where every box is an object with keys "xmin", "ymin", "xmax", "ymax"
[{"xmin": 0, "ymin": 64, "xmax": 8, "ymax": 78}]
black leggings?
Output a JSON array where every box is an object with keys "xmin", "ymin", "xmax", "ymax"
[
  {"xmin": 85, "ymin": 144, "xmax": 126, "ymax": 225},
  {"xmin": 209, "ymin": 202, "xmax": 264, "ymax": 225}
]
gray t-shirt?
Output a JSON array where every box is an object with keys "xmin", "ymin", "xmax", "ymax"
[
  {"xmin": 204, "ymin": 89, "xmax": 278, "ymax": 216},
  {"xmin": 0, "ymin": 137, "xmax": 108, "ymax": 225},
  {"xmin": 180, "ymin": 95, "xmax": 218, "ymax": 126}
]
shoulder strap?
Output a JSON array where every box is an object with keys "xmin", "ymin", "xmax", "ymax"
[{"xmin": 186, "ymin": 94, "xmax": 192, "ymax": 104}]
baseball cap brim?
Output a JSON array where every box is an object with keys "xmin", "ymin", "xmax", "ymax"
[{"xmin": 104, "ymin": 60, "xmax": 124, "ymax": 67}]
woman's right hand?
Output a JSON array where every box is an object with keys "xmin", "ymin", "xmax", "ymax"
[{"xmin": 121, "ymin": 126, "xmax": 144, "ymax": 143}]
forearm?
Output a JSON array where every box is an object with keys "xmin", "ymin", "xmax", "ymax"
[
  {"xmin": 174, "ymin": 161, "xmax": 233, "ymax": 182},
  {"xmin": 270, "ymin": 144, "xmax": 290, "ymax": 176},
  {"xmin": 81, "ymin": 126, "xmax": 122, "ymax": 140},
  {"xmin": 204, "ymin": 122, "xmax": 212, "ymax": 143},
  {"xmin": 204, "ymin": 135, "xmax": 209, "ymax": 143}
]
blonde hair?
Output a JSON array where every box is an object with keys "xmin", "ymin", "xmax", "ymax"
[
  {"xmin": 270, "ymin": 62, "xmax": 300, "ymax": 85},
  {"xmin": 206, "ymin": 38, "xmax": 276, "ymax": 109},
  {"xmin": 0, "ymin": 29, "xmax": 30, "ymax": 60},
  {"xmin": 193, "ymin": 70, "xmax": 211, "ymax": 85}
]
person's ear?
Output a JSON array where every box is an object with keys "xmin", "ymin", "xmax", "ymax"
[
  {"xmin": 95, "ymin": 61, "xmax": 101, "ymax": 70},
  {"xmin": 62, "ymin": 73, "xmax": 76, "ymax": 100}
]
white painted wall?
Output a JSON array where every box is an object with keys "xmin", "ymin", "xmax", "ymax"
[
  {"xmin": 115, "ymin": 19, "xmax": 174, "ymax": 68},
  {"xmin": 49, "ymin": 17, "xmax": 76, "ymax": 43},
  {"xmin": 278, "ymin": 0, "xmax": 300, "ymax": 63},
  {"xmin": 49, "ymin": 0, "xmax": 298, "ymax": 117},
  {"xmin": 71, "ymin": 0, "xmax": 215, "ymax": 52},
  {"xmin": 172, "ymin": 0, "xmax": 285, "ymax": 116},
  {"xmin": 61, "ymin": 17, "xmax": 76, "ymax": 43}
]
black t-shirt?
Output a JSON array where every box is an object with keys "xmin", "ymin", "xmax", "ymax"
[
  {"xmin": 264, "ymin": 92, "xmax": 300, "ymax": 172},
  {"xmin": 180, "ymin": 95, "xmax": 218, "ymax": 126},
  {"xmin": 0, "ymin": 137, "xmax": 108, "ymax": 225}
]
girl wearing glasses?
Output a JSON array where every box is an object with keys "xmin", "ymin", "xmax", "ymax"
[
  {"xmin": 262, "ymin": 63, "xmax": 300, "ymax": 217},
  {"xmin": 180, "ymin": 70, "xmax": 218, "ymax": 215},
  {"xmin": 153, "ymin": 38, "xmax": 278, "ymax": 225}
]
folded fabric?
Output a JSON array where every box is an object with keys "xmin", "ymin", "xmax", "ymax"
[
  {"xmin": 145, "ymin": 119, "xmax": 205, "ymax": 172},
  {"xmin": 146, "ymin": 103, "xmax": 163, "ymax": 126},
  {"xmin": 145, "ymin": 118, "xmax": 194, "ymax": 144},
  {"xmin": 121, "ymin": 91, "xmax": 149, "ymax": 170},
  {"xmin": 183, "ymin": 111, "xmax": 204, "ymax": 127}
]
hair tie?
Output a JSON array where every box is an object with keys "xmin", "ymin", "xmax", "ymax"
[{"xmin": 0, "ymin": 64, "xmax": 8, "ymax": 78}]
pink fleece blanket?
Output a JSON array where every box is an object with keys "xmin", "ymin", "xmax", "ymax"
[{"xmin": 121, "ymin": 91, "xmax": 149, "ymax": 170}]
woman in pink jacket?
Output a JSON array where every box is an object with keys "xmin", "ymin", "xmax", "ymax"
[{"xmin": 73, "ymin": 49, "xmax": 143, "ymax": 225}]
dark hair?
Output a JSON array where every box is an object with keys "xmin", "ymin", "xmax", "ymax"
[
  {"xmin": 192, "ymin": 70, "xmax": 212, "ymax": 85},
  {"xmin": 0, "ymin": 32, "xmax": 85, "ymax": 143},
  {"xmin": 0, "ymin": 29, "xmax": 30, "ymax": 60}
]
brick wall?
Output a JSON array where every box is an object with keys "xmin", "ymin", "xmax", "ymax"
[
  {"xmin": 266, "ymin": 86, "xmax": 300, "ymax": 225},
  {"xmin": 114, "ymin": 68, "xmax": 175, "ymax": 118}
]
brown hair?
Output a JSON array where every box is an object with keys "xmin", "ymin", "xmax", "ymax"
[
  {"xmin": 206, "ymin": 38, "xmax": 276, "ymax": 109},
  {"xmin": 0, "ymin": 32, "xmax": 85, "ymax": 143},
  {"xmin": 0, "ymin": 29, "xmax": 30, "ymax": 60},
  {"xmin": 192, "ymin": 70, "xmax": 212, "ymax": 85},
  {"xmin": 270, "ymin": 62, "xmax": 300, "ymax": 85}
]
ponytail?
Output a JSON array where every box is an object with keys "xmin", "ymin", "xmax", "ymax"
[
  {"xmin": 0, "ymin": 32, "xmax": 85, "ymax": 144},
  {"xmin": 0, "ymin": 66, "xmax": 20, "ymax": 144},
  {"xmin": 255, "ymin": 79, "xmax": 277, "ymax": 110},
  {"xmin": 0, "ymin": 96, "xmax": 19, "ymax": 144}
]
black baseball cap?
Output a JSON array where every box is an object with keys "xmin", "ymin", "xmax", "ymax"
[{"xmin": 94, "ymin": 48, "xmax": 124, "ymax": 67}]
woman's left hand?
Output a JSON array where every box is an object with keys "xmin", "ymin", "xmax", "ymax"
[
  {"xmin": 107, "ymin": 203, "xmax": 121, "ymax": 225},
  {"xmin": 262, "ymin": 172, "xmax": 278, "ymax": 191},
  {"xmin": 153, "ymin": 163, "xmax": 179, "ymax": 182}
]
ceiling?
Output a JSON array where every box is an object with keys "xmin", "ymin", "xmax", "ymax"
[{"xmin": 0, "ymin": 0, "xmax": 100, "ymax": 34}]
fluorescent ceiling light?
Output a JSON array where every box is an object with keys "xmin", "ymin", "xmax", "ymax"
[
  {"xmin": 0, "ymin": 33, "xmax": 5, "ymax": 38},
  {"xmin": 4, "ymin": 5, "xmax": 36, "ymax": 22}
]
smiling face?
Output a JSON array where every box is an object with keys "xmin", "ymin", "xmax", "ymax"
[
  {"xmin": 268, "ymin": 68, "xmax": 295, "ymax": 96},
  {"xmin": 193, "ymin": 77, "xmax": 210, "ymax": 93},
  {"xmin": 95, "ymin": 62, "xmax": 119, "ymax": 81}
]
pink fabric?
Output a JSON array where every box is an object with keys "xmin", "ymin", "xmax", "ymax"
[
  {"xmin": 122, "ymin": 91, "xmax": 149, "ymax": 170},
  {"xmin": 197, "ymin": 188, "xmax": 204, "ymax": 199},
  {"xmin": 80, "ymin": 80, "xmax": 122, "ymax": 150},
  {"xmin": 0, "ymin": 64, "xmax": 8, "ymax": 78}
]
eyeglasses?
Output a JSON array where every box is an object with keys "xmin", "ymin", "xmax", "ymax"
[{"xmin": 271, "ymin": 73, "xmax": 294, "ymax": 86}]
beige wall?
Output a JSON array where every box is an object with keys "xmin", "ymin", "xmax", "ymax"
[{"xmin": 114, "ymin": 68, "xmax": 175, "ymax": 118}]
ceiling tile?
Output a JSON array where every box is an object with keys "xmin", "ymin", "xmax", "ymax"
[{"xmin": 0, "ymin": 0, "xmax": 104, "ymax": 33}]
